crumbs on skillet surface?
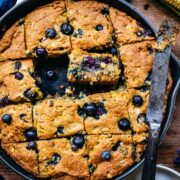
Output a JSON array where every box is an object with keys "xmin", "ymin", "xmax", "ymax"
[{"xmin": 0, "ymin": 0, "xmax": 172, "ymax": 179}]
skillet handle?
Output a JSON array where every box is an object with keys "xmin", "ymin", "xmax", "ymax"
[{"xmin": 141, "ymin": 129, "xmax": 160, "ymax": 180}]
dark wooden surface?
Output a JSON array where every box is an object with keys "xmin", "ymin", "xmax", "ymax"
[{"xmin": 0, "ymin": 0, "xmax": 179, "ymax": 179}]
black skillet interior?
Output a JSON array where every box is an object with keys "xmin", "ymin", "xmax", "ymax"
[{"xmin": 0, "ymin": 0, "xmax": 180, "ymax": 180}]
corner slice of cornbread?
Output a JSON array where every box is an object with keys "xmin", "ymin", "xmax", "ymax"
[
  {"xmin": 1, "ymin": 142, "xmax": 39, "ymax": 175},
  {"xmin": 0, "ymin": 19, "xmax": 26, "ymax": 61}
]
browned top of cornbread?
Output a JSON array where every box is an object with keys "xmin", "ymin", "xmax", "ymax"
[
  {"xmin": 66, "ymin": 0, "xmax": 113, "ymax": 50},
  {"xmin": 0, "ymin": 19, "xmax": 26, "ymax": 61},
  {"xmin": 120, "ymin": 41, "xmax": 155, "ymax": 67},
  {"xmin": 87, "ymin": 134, "xmax": 134, "ymax": 179},
  {"xmin": 81, "ymin": 90, "xmax": 131, "ymax": 134},
  {"xmin": 0, "ymin": 59, "xmax": 42, "ymax": 104},
  {"xmin": 0, "ymin": 103, "xmax": 33, "ymax": 143},
  {"xmin": 110, "ymin": 7, "xmax": 154, "ymax": 45},
  {"xmin": 34, "ymin": 98, "xmax": 85, "ymax": 139},
  {"xmin": 25, "ymin": 0, "xmax": 71, "ymax": 57},
  {"xmin": 2, "ymin": 142, "xmax": 39, "ymax": 175},
  {"xmin": 0, "ymin": 0, "xmax": 173, "ymax": 179},
  {"xmin": 37, "ymin": 138, "xmax": 89, "ymax": 178}
]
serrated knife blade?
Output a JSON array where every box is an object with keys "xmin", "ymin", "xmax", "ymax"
[{"xmin": 141, "ymin": 19, "xmax": 178, "ymax": 180}]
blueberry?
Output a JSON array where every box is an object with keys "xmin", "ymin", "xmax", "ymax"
[
  {"xmin": 26, "ymin": 141, "xmax": 37, "ymax": 151},
  {"xmin": 46, "ymin": 70, "xmax": 56, "ymax": 80},
  {"xmin": 137, "ymin": 113, "xmax": 147, "ymax": 123},
  {"xmin": 118, "ymin": 118, "xmax": 131, "ymax": 131},
  {"xmin": 95, "ymin": 25, "xmax": 103, "ymax": 31},
  {"xmin": 72, "ymin": 135, "xmax": 84, "ymax": 148},
  {"xmin": 84, "ymin": 103, "xmax": 97, "ymax": 116},
  {"xmin": 132, "ymin": 95, "xmax": 144, "ymax": 107},
  {"xmin": 36, "ymin": 47, "xmax": 48, "ymax": 58},
  {"xmin": 15, "ymin": 61, "xmax": 22, "ymax": 70},
  {"xmin": 101, "ymin": 7, "xmax": 109, "ymax": 15},
  {"xmin": 56, "ymin": 126, "xmax": 64, "ymax": 135},
  {"xmin": 47, "ymin": 153, "xmax": 61, "ymax": 165},
  {"xmin": 2, "ymin": 114, "xmax": 12, "ymax": 125},
  {"xmin": 0, "ymin": 97, "xmax": 10, "ymax": 104},
  {"xmin": 173, "ymin": 157, "xmax": 180, "ymax": 165},
  {"xmin": 70, "ymin": 69, "xmax": 78, "ymax": 75},
  {"xmin": 24, "ymin": 129, "xmax": 37, "ymax": 141},
  {"xmin": 24, "ymin": 89, "xmax": 38, "ymax": 100},
  {"xmin": 60, "ymin": 23, "xmax": 74, "ymax": 35},
  {"xmin": 15, "ymin": 72, "xmax": 24, "ymax": 80},
  {"xmin": 45, "ymin": 28, "xmax": 57, "ymax": 39},
  {"xmin": 109, "ymin": 47, "xmax": 118, "ymax": 56},
  {"xmin": 101, "ymin": 150, "xmax": 111, "ymax": 160}
]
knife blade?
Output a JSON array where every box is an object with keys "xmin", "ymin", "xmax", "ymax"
[{"xmin": 141, "ymin": 19, "xmax": 178, "ymax": 180}]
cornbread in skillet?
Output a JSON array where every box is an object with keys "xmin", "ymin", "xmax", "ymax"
[
  {"xmin": 86, "ymin": 134, "xmax": 134, "ymax": 180},
  {"xmin": 0, "ymin": 19, "xmax": 26, "ymax": 61},
  {"xmin": 66, "ymin": 0, "xmax": 113, "ymax": 50},
  {"xmin": 34, "ymin": 98, "xmax": 85, "ymax": 139},
  {"xmin": 67, "ymin": 49, "xmax": 120, "ymax": 85},
  {"xmin": 25, "ymin": 1, "xmax": 71, "ymax": 58},
  {"xmin": 1, "ymin": 142, "xmax": 39, "ymax": 175},
  {"xmin": 0, "ymin": 0, "xmax": 173, "ymax": 179},
  {"xmin": 110, "ymin": 7, "xmax": 154, "ymax": 45},
  {"xmin": 80, "ymin": 90, "xmax": 131, "ymax": 134},
  {"xmin": 0, "ymin": 103, "xmax": 33, "ymax": 143},
  {"xmin": 0, "ymin": 59, "xmax": 42, "ymax": 105},
  {"xmin": 128, "ymin": 89, "xmax": 150, "ymax": 133},
  {"xmin": 37, "ymin": 138, "xmax": 89, "ymax": 178}
]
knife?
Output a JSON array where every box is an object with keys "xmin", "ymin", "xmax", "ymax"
[{"xmin": 141, "ymin": 19, "xmax": 178, "ymax": 180}]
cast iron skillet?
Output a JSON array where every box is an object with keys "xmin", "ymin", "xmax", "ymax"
[{"xmin": 0, "ymin": 0, "xmax": 180, "ymax": 179}]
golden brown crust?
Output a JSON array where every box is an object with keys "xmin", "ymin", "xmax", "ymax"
[
  {"xmin": 0, "ymin": 103, "xmax": 33, "ymax": 143},
  {"xmin": 34, "ymin": 98, "xmax": 85, "ymax": 139},
  {"xmin": 110, "ymin": 7, "xmax": 154, "ymax": 45},
  {"xmin": 0, "ymin": 59, "xmax": 42, "ymax": 103},
  {"xmin": 25, "ymin": 0, "xmax": 71, "ymax": 57},
  {"xmin": 87, "ymin": 135, "xmax": 134, "ymax": 180},
  {"xmin": 1, "ymin": 142, "xmax": 39, "ymax": 175},
  {"xmin": 66, "ymin": 0, "xmax": 113, "ymax": 50},
  {"xmin": 0, "ymin": 19, "xmax": 26, "ymax": 61},
  {"xmin": 82, "ymin": 90, "xmax": 131, "ymax": 134},
  {"xmin": 37, "ymin": 139, "xmax": 89, "ymax": 178}
]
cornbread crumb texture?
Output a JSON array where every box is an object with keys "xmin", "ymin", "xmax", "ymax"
[
  {"xmin": 1, "ymin": 142, "xmax": 39, "ymax": 175},
  {"xmin": 34, "ymin": 98, "xmax": 85, "ymax": 139},
  {"xmin": 25, "ymin": 0, "xmax": 71, "ymax": 57},
  {"xmin": 68, "ymin": 49, "xmax": 120, "ymax": 85},
  {"xmin": 37, "ymin": 138, "xmax": 89, "ymax": 178},
  {"xmin": 87, "ymin": 134, "xmax": 134, "ymax": 180},
  {"xmin": 81, "ymin": 91, "xmax": 131, "ymax": 134},
  {"xmin": 120, "ymin": 41, "xmax": 155, "ymax": 88},
  {"xmin": 66, "ymin": 0, "xmax": 113, "ymax": 50},
  {"xmin": 0, "ymin": 59, "xmax": 42, "ymax": 105},
  {"xmin": 0, "ymin": 19, "xmax": 26, "ymax": 61},
  {"xmin": 110, "ymin": 7, "xmax": 154, "ymax": 45},
  {"xmin": 0, "ymin": 103, "xmax": 33, "ymax": 143}
]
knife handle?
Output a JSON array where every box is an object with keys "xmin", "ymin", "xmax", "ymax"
[{"xmin": 141, "ymin": 129, "xmax": 160, "ymax": 180}]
